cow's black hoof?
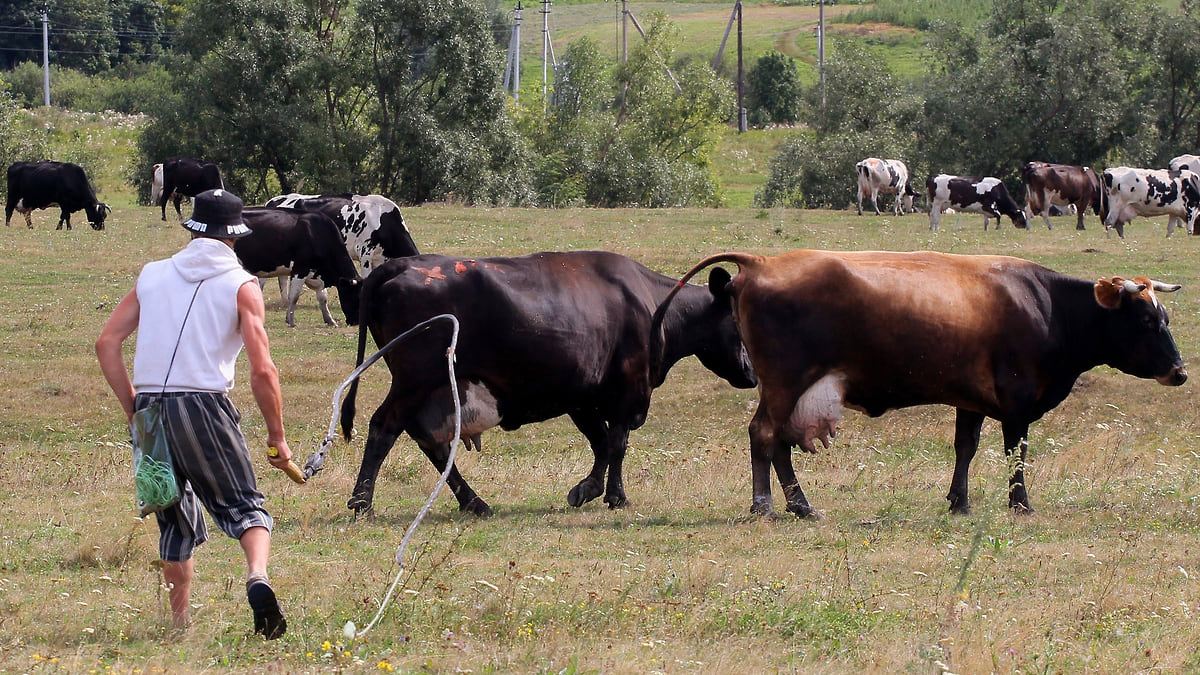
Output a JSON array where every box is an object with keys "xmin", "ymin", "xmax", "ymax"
[
  {"xmin": 347, "ymin": 495, "xmax": 374, "ymax": 520},
  {"xmin": 604, "ymin": 493, "xmax": 627, "ymax": 509},
  {"xmin": 750, "ymin": 499, "xmax": 774, "ymax": 518},
  {"xmin": 786, "ymin": 502, "xmax": 820, "ymax": 519},
  {"xmin": 1010, "ymin": 502, "xmax": 1035, "ymax": 515},
  {"xmin": 461, "ymin": 496, "xmax": 493, "ymax": 517},
  {"xmin": 567, "ymin": 479, "xmax": 603, "ymax": 508}
]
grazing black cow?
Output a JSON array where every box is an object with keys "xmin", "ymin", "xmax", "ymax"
[
  {"xmin": 653, "ymin": 250, "xmax": 1186, "ymax": 518},
  {"xmin": 157, "ymin": 158, "xmax": 223, "ymax": 221},
  {"xmin": 234, "ymin": 208, "xmax": 362, "ymax": 327},
  {"xmin": 927, "ymin": 174, "xmax": 1029, "ymax": 231},
  {"xmin": 5, "ymin": 161, "xmax": 110, "ymax": 230},
  {"xmin": 339, "ymin": 251, "xmax": 758, "ymax": 517},
  {"xmin": 264, "ymin": 193, "xmax": 419, "ymax": 276}
]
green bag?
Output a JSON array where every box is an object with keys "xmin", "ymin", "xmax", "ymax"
[{"xmin": 131, "ymin": 401, "xmax": 180, "ymax": 517}]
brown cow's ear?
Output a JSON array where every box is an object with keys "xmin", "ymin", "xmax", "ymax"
[{"xmin": 1094, "ymin": 277, "xmax": 1123, "ymax": 309}]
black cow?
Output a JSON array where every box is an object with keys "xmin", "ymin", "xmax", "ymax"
[
  {"xmin": 653, "ymin": 250, "xmax": 1187, "ymax": 518},
  {"xmin": 157, "ymin": 158, "xmax": 223, "ymax": 221},
  {"xmin": 234, "ymin": 208, "xmax": 362, "ymax": 327},
  {"xmin": 339, "ymin": 251, "xmax": 758, "ymax": 517},
  {"xmin": 927, "ymin": 174, "xmax": 1029, "ymax": 231},
  {"xmin": 5, "ymin": 161, "xmax": 110, "ymax": 230}
]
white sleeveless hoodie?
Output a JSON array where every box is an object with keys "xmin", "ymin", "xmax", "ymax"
[{"xmin": 132, "ymin": 237, "xmax": 256, "ymax": 394}]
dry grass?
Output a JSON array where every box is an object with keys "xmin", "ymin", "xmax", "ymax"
[{"xmin": 2, "ymin": 203, "xmax": 1200, "ymax": 674}]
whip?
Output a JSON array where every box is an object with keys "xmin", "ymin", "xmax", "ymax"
[{"xmin": 297, "ymin": 314, "xmax": 464, "ymax": 640}]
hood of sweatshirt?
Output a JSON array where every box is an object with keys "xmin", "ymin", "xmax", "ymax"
[{"xmin": 170, "ymin": 237, "xmax": 245, "ymax": 282}]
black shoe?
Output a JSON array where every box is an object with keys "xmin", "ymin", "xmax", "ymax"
[{"xmin": 247, "ymin": 581, "xmax": 287, "ymax": 639}]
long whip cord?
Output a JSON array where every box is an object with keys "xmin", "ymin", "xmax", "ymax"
[{"xmin": 300, "ymin": 314, "xmax": 463, "ymax": 639}]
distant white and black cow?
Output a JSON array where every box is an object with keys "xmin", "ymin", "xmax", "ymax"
[
  {"xmin": 1101, "ymin": 167, "xmax": 1200, "ymax": 238},
  {"xmin": 1169, "ymin": 154, "xmax": 1200, "ymax": 173},
  {"xmin": 1021, "ymin": 161, "xmax": 1101, "ymax": 231},
  {"xmin": 856, "ymin": 158, "xmax": 916, "ymax": 216},
  {"xmin": 157, "ymin": 157, "xmax": 223, "ymax": 221},
  {"xmin": 927, "ymin": 174, "xmax": 1028, "ymax": 231},
  {"xmin": 234, "ymin": 208, "xmax": 362, "ymax": 327},
  {"xmin": 263, "ymin": 193, "xmax": 419, "ymax": 276},
  {"xmin": 5, "ymin": 160, "xmax": 110, "ymax": 230}
]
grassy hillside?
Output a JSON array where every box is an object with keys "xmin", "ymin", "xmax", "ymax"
[{"xmin": 3, "ymin": 111, "xmax": 1200, "ymax": 673}]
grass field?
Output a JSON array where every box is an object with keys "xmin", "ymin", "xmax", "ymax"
[{"xmin": 3, "ymin": 192, "xmax": 1200, "ymax": 673}]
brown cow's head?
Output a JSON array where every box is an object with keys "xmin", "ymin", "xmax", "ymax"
[{"xmin": 1094, "ymin": 276, "xmax": 1187, "ymax": 385}]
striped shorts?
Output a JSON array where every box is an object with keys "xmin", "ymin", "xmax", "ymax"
[{"xmin": 133, "ymin": 392, "xmax": 273, "ymax": 562}]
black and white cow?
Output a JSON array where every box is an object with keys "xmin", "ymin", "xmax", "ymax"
[
  {"xmin": 157, "ymin": 157, "xmax": 223, "ymax": 221},
  {"xmin": 927, "ymin": 174, "xmax": 1028, "ymax": 231},
  {"xmin": 1169, "ymin": 154, "xmax": 1200, "ymax": 173},
  {"xmin": 856, "ymin": 158, "xmax": 916, "ymax": 216},
  {"xmin": 1101, "ymin": 167, "xmax": 1200, "ymax": 238},
  {"xmin": 5, "ymin": 161, "xmax": 110, "ymax": 230},
  {"xmin": 234, "ymin": 208, "xmax": 362, "ymax": 327},
  {"xmin": 264, "ymin": 193, "xmax": 419, "ymax": 276},
  {"xmin": 338, "ymin": 251, "xmax": 758, "ymax": 517}
]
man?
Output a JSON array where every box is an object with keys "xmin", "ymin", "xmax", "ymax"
[{"xmin": 96, "ymin": 189, "xmax": 294, "ymax": 639}]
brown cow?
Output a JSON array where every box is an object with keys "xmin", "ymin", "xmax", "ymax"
[
  {"xmin": 1021, "ymin": 161, "xmax": 1102, "ymax": 231},
  {"xmin": 652, "ymin": 250, "xmax": 1187, "ymax": 518}
]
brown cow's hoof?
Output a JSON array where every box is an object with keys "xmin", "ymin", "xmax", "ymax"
[
  {"xmin": 461, "ymin": 496, "xmax": 493, "ymax": 517},
  {"xmin": 567, "ymin": 479, "xmax": 603, "ymax": 507}
]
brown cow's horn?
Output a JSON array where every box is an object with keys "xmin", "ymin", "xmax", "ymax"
[
  {"xmin": 1151, "ymin": 280, "xmax": 1182, "ymax": 293},
  {"xmin": 1122, "ymin": 279, "xmax": 1146, "ymax": 294}
]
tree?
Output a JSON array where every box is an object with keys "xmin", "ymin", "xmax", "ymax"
[
  {"xmin": 352, "ymin": 0, "xmax": 533, "ymax": 205},
  {"xmin": 745, "ymin": 51, "xmax": 802, "ymax": 127}
]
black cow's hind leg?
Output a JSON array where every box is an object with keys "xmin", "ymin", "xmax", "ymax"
[
  {"xmin": 948, "ymin": 409, "xmax": 984, "ymax": 514},
  {"xmin": 566, "ymin": 411, "xmax": 610, "ymax": 508},
  {"xmin": 602, "ymin": 426, "xmax": 630, "ymax": 509},
  {"xmin": 348, "ymin": 398, "xmax": 405, "ymax": 518},
  {"xmin": 1002, "ymin": 421, "xmax": 1034, "ymax": 514},
  {"xmin": 416, "ymin": 440, "xmax": 492, "ymax": 517}
]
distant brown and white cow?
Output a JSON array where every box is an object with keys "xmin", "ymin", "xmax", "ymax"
[
  {"xmin": 157, "ymin": 157, "xmax": 223, "ymax": 221},
  {"xmin": 927, "ymin": 174, "xmax": 1028, "ymax": 231},
  {"xmin": 1101, "ymin": 167, "xmax": 1200, "ymax": 238},
  {"xmin": 5, "ymin": 160, "xmax": 110, "ymax": 230},
  {"xmin": 652, "ymin": 250, "xmax": 1186, "ymax": 518},
  {"xmin": 856, "ymin": 158, "xmax": 915, "ymax": 216},
  {"xmin": 1021, "ymin": 161, "xmax": 1101, "ymax": 231},
  {"xmin": 1169, "ymin": 154, "xmax": 1200, "ymax": 173}
]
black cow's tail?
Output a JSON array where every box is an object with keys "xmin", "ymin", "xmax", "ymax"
[
  {"xmin": 340, "ymin": 285, "xmax": 372, "ymax": 440},
  {"xmin": 649, "ymin": 252, "xmax": 761, "ymax": 384}
]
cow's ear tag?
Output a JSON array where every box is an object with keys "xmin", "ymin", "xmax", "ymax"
[{"xmin": 1094, "ymin": 277, "xmax": 1123, "ymax": 309}]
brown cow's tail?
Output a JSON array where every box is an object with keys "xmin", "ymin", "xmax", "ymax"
[
  {"xmin": 339, "ymin": 287, "xmax": 372, "ymax": 440},
  {"xmin": 649, "ymin": 251, "xmax": 761, "ymax": 385}
]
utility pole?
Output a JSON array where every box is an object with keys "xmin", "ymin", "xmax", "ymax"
[
  {"xmin": 503, "ymin": 1, "xmax": 523, "ymax": 100},
  {"xmin": 541, "ymin": 0, "xmax": 556, "ymax": 112},
  {"xmin": 736, "ymin": 0, "xmax": 744, "ymax": 132},
  {"xmin": 817, "ymin": 0, "xmax": 825, "ymax": 109},
  {"xmin": 41, "ymin": 5, "xmax": 50, "ymax": 107}
]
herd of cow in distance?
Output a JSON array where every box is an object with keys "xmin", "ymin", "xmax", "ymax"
[
  {"xmin": 2, "ymin": 154, "xmax": 1194, "ymax": 520},
  {"xmin": 855, "ymin": 154, "xmax": 1200, "ymax": 238}
]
